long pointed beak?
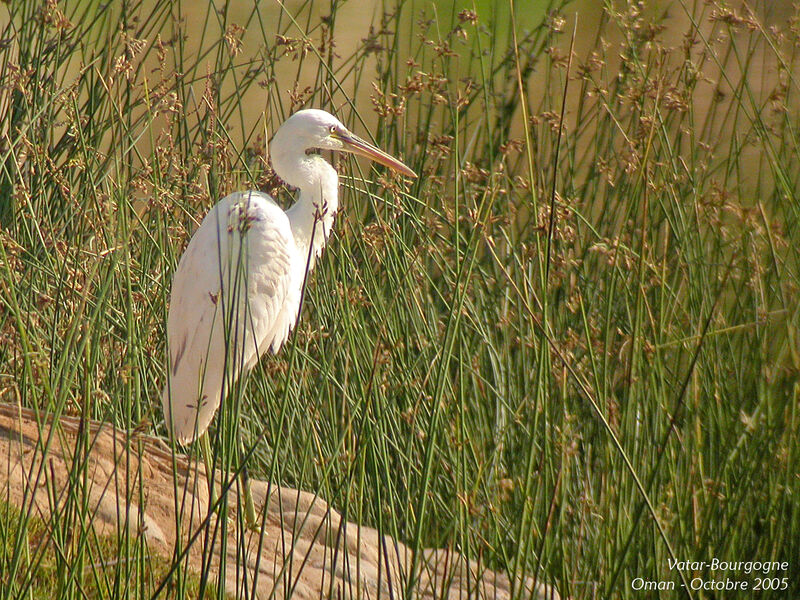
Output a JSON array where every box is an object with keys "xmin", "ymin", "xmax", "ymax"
[{"xmin": 339, "ymin": 131, "xmax": 417, "ymax": 179}]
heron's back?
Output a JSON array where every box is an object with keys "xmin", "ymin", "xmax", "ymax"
[{"xmin": 161, "ymin": 191, "xmax": 300, "ymax": 444}]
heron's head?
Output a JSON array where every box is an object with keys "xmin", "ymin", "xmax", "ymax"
[{"xmin": 275, "ymin": 109, "xmax": 416, "ymax": 179}]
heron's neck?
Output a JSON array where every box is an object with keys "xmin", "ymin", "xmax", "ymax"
[{"xmin": 284, "ymin": 155, "xmax": 339, "ymax": 271}]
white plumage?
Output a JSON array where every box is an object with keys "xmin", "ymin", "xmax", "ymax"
[
  {"xmin": 162, "ymin": 191, "xmax": 298, "ymax": 443},
  {"xmin": 161, "ymin": 109, "xmax": 415, "ymax": 446}
]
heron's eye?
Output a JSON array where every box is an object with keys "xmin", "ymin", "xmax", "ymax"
[{"xmin": 329, "ymin": 125, "xmax": 337, "ymax": 135}]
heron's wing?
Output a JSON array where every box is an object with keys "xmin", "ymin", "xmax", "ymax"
[{"xmin": 161, "ymin": 191, "xmax": 296, "ymax": 444}]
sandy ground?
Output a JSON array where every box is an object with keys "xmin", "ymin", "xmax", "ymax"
[{"xmin": 0, "ymin": 402, "xmax": 559, "ymax": 599}]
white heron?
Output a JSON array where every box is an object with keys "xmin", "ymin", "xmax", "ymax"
[{"xmin": 161, "ymin": 109, "xmax": 416, "ymax": 527}]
